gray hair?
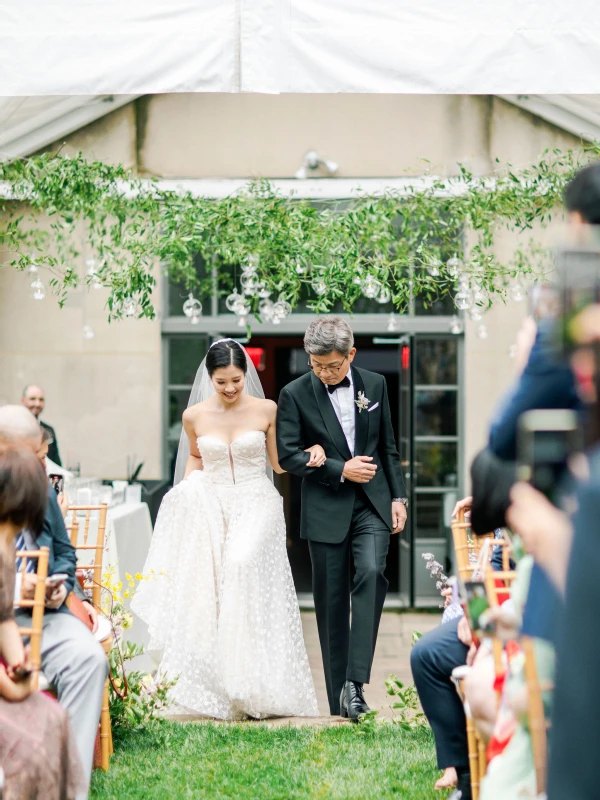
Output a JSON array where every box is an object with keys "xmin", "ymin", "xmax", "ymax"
[
  {"xmin": 0, "ymin": 405, "xmax": 42, "ymax": 447},
  {"xmin": 304, "ymin": 316, "xmax": 355, "ymax": 357}
]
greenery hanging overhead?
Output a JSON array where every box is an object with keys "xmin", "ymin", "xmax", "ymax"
[{"xmin": 0, "ymin": 144, "xmax": 597, "ymax": 321}]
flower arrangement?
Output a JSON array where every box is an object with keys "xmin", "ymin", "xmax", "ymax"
[{"xmin": 102, "ymin": 567, "xmax": 176, "ymax": 733}]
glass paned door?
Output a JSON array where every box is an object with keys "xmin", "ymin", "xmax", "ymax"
[{"xmin": 398, "ymin": 338, "xmax": 413, "ymax": 606}]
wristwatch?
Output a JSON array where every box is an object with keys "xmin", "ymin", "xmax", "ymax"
[{"xmin": 393, "ymin": 497, "xmax": 409, "ymax": 508}]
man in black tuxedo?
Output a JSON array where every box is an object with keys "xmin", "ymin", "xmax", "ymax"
[
  {"xmin": 21, "ymin": 384, "xmax": 62, "ymax": 466},
  {"xmin": 277, "ymin": 316, "xmax": 407, "ymax": 718}
]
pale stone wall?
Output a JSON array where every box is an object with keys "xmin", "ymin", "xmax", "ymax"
[{"xmin": 0, "ymin": 94, "xmax": 583, "ymax": 481}]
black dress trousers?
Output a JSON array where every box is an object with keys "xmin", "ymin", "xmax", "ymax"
[{"xmin": 309, "ymin": 488, "xmax": 390, "ymax": 715}]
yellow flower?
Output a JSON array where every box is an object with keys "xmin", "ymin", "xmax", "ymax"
[
  {"xmin": 125, "ymin": 572, "xmax": 132, "ymax": 582},
  {"xmin": 124, "ymin": 590, "xmax": 130, "ymax": 599},
  {"xmin": 116, "ymin": 581, "xmax": 123, "ymax": 591},
  {"xmin": 135, "ymin": 573, "xmax": 142, "ymax": 580}
]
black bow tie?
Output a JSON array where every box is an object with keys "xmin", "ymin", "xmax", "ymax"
[{"xmin": 327, "ymin": 376, "xmax": 351, "ymax": 394}]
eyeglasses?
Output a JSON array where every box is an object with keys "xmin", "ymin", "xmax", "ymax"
[{"xmin": 308, "ymin": 357, "xmax": 347, "ymax": 375}]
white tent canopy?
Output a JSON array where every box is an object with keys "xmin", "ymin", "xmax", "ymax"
[{"xmin": 2, "ymin": 0, "xmax": 600, "ymax": 96}]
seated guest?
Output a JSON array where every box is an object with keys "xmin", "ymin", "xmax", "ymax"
[
  {"xmin": 21, "ymin": 383, "xmax": 62, "ymax": 466},
  {"xmin": 0, "ymin": 443, "xmax": 84, "ymax": 800},
  {"xmin": 0, "ymin": 405, "xmax": 107, "ymax": 799}
]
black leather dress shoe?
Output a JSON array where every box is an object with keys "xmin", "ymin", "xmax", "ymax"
[
  {"xmin": 448, "ymin": 770, "xmax": 472, "ymax": 800},
  {"xmin": 339, "ymin": 680, "xmax": 370, "ymax": 721}
]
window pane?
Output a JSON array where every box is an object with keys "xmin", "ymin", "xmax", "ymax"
[
  {"xmin": 415, "ymin": 493, "xmax": 457, "ymax": 538},
  {"xmin": 415, "ymin": 441, "xmax": 458, "ymax": 487},
  {"xmin": 168, "ymin": 389, "xmax": 191, "ymax": 442},
  {"xmin": 415, "ymin": 292, "xmax": 455, "ymax": 316},
  {"xmin": 416, "ymin": 390, "xmax": 457, "ymax": 436},
  {"xmin": 415, "ymin": 338, "xmax": 458, "ymax": 385},
  {"xmin": 168, "ymin": 338, "xmax": 208, "ymax": 385}
]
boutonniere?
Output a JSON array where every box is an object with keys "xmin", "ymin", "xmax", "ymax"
[{"xmin": 355, "ymin": 391, "xmax": 370, "ymax": 413}]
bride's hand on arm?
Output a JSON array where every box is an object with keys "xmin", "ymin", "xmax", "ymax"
[
  {"xmin": 305, "ymin": 445, "xmax": 326, "ymax": 468},
  {"xmin": 182, "ymin": 408, "xmax": 203, "ymax": 479}
]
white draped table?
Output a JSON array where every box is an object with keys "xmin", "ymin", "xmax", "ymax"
[{"xmin": 75, "ymin": 501, "xmax": 157, "ymax": 671}]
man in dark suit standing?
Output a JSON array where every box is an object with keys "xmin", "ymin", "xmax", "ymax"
[
  {"xmin": 277, "ymin": 316, "xmax": 407, "ymax": 719},
  {"xmin": 21, "ymin": 384, "xmax": 62, "ymax": 466}
]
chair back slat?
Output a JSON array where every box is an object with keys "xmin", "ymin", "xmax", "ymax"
[
  {"xmin": 450, "ymin": 507, "xmax": 495, "ymax": 582},
  {"xmin": 14, "ymin": 545, "xmax": 50, "ymax": 691},
  {"xmin": 522, "ymin": 635, "xmax": 548, "ymax": 795},
  {"xmin": 66, "ymin": 504, "xmax": 108, "ymax": 610}
]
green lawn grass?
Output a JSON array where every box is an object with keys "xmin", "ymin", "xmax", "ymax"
[{"xmin": 91, "ymin": 721, "xmax": 444, "ymax": 800}]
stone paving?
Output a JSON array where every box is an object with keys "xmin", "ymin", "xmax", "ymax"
[{"xmin": 172, "ymin": 611, "xmax": 441, "ymax": 727}]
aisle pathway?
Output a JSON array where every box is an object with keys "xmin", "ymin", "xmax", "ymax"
[{"xmin": 171, "ymin": 611, "xmax": 440, "ymax": 727}]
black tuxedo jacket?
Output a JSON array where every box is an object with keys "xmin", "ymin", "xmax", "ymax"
[
  {"xmin": 276, "ymin": 365, "xmax": 406, "ymax": 543},
  {"xmin": 40, "ymin": 420, "xmax": 62, "ymax": 467}
]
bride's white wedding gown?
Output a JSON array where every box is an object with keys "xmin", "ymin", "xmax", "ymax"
[{"xmin": 132, "ymin": 430, "xmax": 319, "ymax": 719}]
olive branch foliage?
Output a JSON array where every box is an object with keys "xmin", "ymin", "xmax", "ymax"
[{"xmin": 0, "ymin": 144, "xmax": 598, "ymax": 321}]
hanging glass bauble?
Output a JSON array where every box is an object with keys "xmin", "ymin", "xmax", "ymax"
[
  {"xmin": 509, "ymin": 281, "xmax": 525, "ymax": 302},
  {"xmin": 259, "ymin": 299, "xmax": 275, "ymax": 322},
  {"xmin": 242, "ymin": 254, "xmax": 259, "ymax": 277},
  {"xmin": 449, "ymin": 315, "xmax": 464, "ymax": 335},
  {"xmin": 190, "ymin": 313, "xmax": 201, "ymax": 325},
  {"xmin": 387, "ymin": 313, "xmax": 398, "ymax": 333},
  {"xmin": 446, "ymin": 255, "xmax": 463, "ymax": 279},
  {"xmin": 377, "ymin": 285, "xmax": 391, "ymax": 304},
  {"xmin": 477, "ymin": 323, "xmax": 488, "ymax": 340},
  {"xmin": 226, "ymin": 289, "xmax": 243, "ymax": 312},
  {"xmin": 311, "ymin": 277, "xmax": 327, "ymax": 296},
  {"xmin": 471, "ymin": 283, "xmax": 485, "ymax": 304},
  {"xmin": 454, "ymin": 289, "xmax": 472, "ymax": 311},
  {"xmin": 31, "ymin": 278, "xmax": 46, "ymax": 300},
  {"xmin": 468, "ymin": 305, "xmax": 483, "ymax": 322},
  {"xmin": 240, "ymin": 273, "xmax": 259, "ymax": 296},
  {"xmin": 255, "ymin": 281, "xmax": 271, "ymax": 299},
  {"xmin": 295, "ymin": 258, "xmax": 307, "ymax": 275},
  {"xmin": 457, "ymin": 272, "xmax": 470, "ymax": 289},
  {"xmin": 85, "ymin": 258, "xmax": 97, "ymax": 273},
  {"xmin": 508, "ymin": 344, "xmax": 517, "ymax": 359},
  {"xmin": 237, "ymin": 315, "xmax": 247, "ymax": 328},
  {"xmin": 361, "ymin": 275, "xmax": 381, "ymax": 299},
  {"xmin": 82, "ymin": 325, "xmax": 95, "ymax": 340},
  {"xmin": 123, "ymin": 298, "xmax": 138, "ymax": 317},
  {"xmin": 27, "ymin": 263, "xmax": 39, "ymax": 275},
  {"xmin": 183, "ymin": 293, "xmax": 202, "ymax": 319},
  {"xmin": 233, "ymin": 296, "xmax": 251, "ymax": 316},
  {"xmin": 353, "ymin": 274, "xmax": 363, "ymax": 286},
  {"xmin": 427, "ymin": 258, "xmax": 442, "ymax": 277},
  {"xmin": 273, "ymin": 298, "xmax": 292, "ymax": 322}
]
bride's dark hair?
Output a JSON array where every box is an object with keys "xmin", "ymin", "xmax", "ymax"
[{"xmin": 206, "ymin": 340, "xmax": 248, "ymax": 377}]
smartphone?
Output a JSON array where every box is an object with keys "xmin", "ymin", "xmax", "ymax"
[
  {"xmin": 49, "ymin": 474, "xmax": 64, "ymax": 495},
  {"xmin": 45, "ymin": 573, "xmax": 69, "ymax": 589},
  {"xmin": 463, "ymin": 581, "xmax": 490, "ymax": 633},
  {"xmin": 517, "ymin": 409, "xmax": 582, "ymax": 500}
]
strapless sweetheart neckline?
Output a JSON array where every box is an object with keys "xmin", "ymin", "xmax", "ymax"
[{"xmin": 197, "ymin": 430, "xmax": 266, "ymax": 448}]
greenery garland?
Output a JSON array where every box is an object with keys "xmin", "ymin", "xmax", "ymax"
[{"xmin": 0, "ymin": 144, "xmax": 597, "ymax": 322}]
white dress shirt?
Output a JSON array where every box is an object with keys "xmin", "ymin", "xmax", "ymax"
[{"xmin": 327, "ymin": 368, "xmax": 355, "ymax": 456}]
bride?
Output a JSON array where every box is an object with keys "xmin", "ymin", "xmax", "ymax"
[{"xmin": 132, "ymin": 339, "xmax": 321, "ymax": 719}]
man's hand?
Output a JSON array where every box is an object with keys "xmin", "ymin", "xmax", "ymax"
[
  {"xmin": 305, "ymin": 444, "xmax": 327, "ymax": 468},
  {"xmin": 20, "ymin": 573, "xmax": 37, "ymax": 600},
  {"xmin": 342, "ymin": 456, "xmax": 377, "ymax": 483},
  {"xmin": 506, "ymin": 481, "xmax": 573, "ymax": 592},
  {"xmin": 82, "ymin": 601, "xmax": 99, "ymax": 633},
  {"xmin": 451, "ymin": 496, "xmax": 473, "ymax": 520},
  {"xmin": 45, "ymin": 583, "xmax": 67, "ymax": 610},
  {"xmin": 457, "ymin": 616, "xmax": 473, "ymax": 647},
  {"xmin": 392, "ymin": 501, "xmax": 407, "ymax": 533},
  {"xmin": 57, "ymin": 491, "xmax": 69, "ymax": 519}
]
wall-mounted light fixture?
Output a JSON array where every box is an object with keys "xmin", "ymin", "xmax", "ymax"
[{"xmin": 294, "ymin": 150, "xmax": 339, "ymax": 179}]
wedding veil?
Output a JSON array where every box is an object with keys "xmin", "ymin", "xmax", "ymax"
[{"xmin": 173, "ymin": 339, "xmax": 273, "ymax": 485}]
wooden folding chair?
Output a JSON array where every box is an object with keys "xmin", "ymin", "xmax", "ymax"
[
  {"xmin": 66, "ymin": 503, "xmax": 113, "ymax": 771},
  {"xmin": 451, "ymin": 507, "xmax": 495, "ymax": 582},
  {"xmin": 522, "ymin": 635, "xmax": 548, "ymax": 796},
  {"xmin": 14, "ymin": 545, "xmax": 50, "ymax": 691}
]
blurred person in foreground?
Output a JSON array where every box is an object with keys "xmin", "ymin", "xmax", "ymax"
[
  {"xmin": 21, "ymin": 383, "xmax": 62, "ymax": 466},
  {"xmin": 0, "ymin": 443, "xmax": 84, "ymax": 799},
  {"xmin": 0, "ymin": 405, "xmax": 107, "ymax": 799},
  {"xmin": 508, "ymin": 297, "xmax": 600, "ymax": 800}
]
